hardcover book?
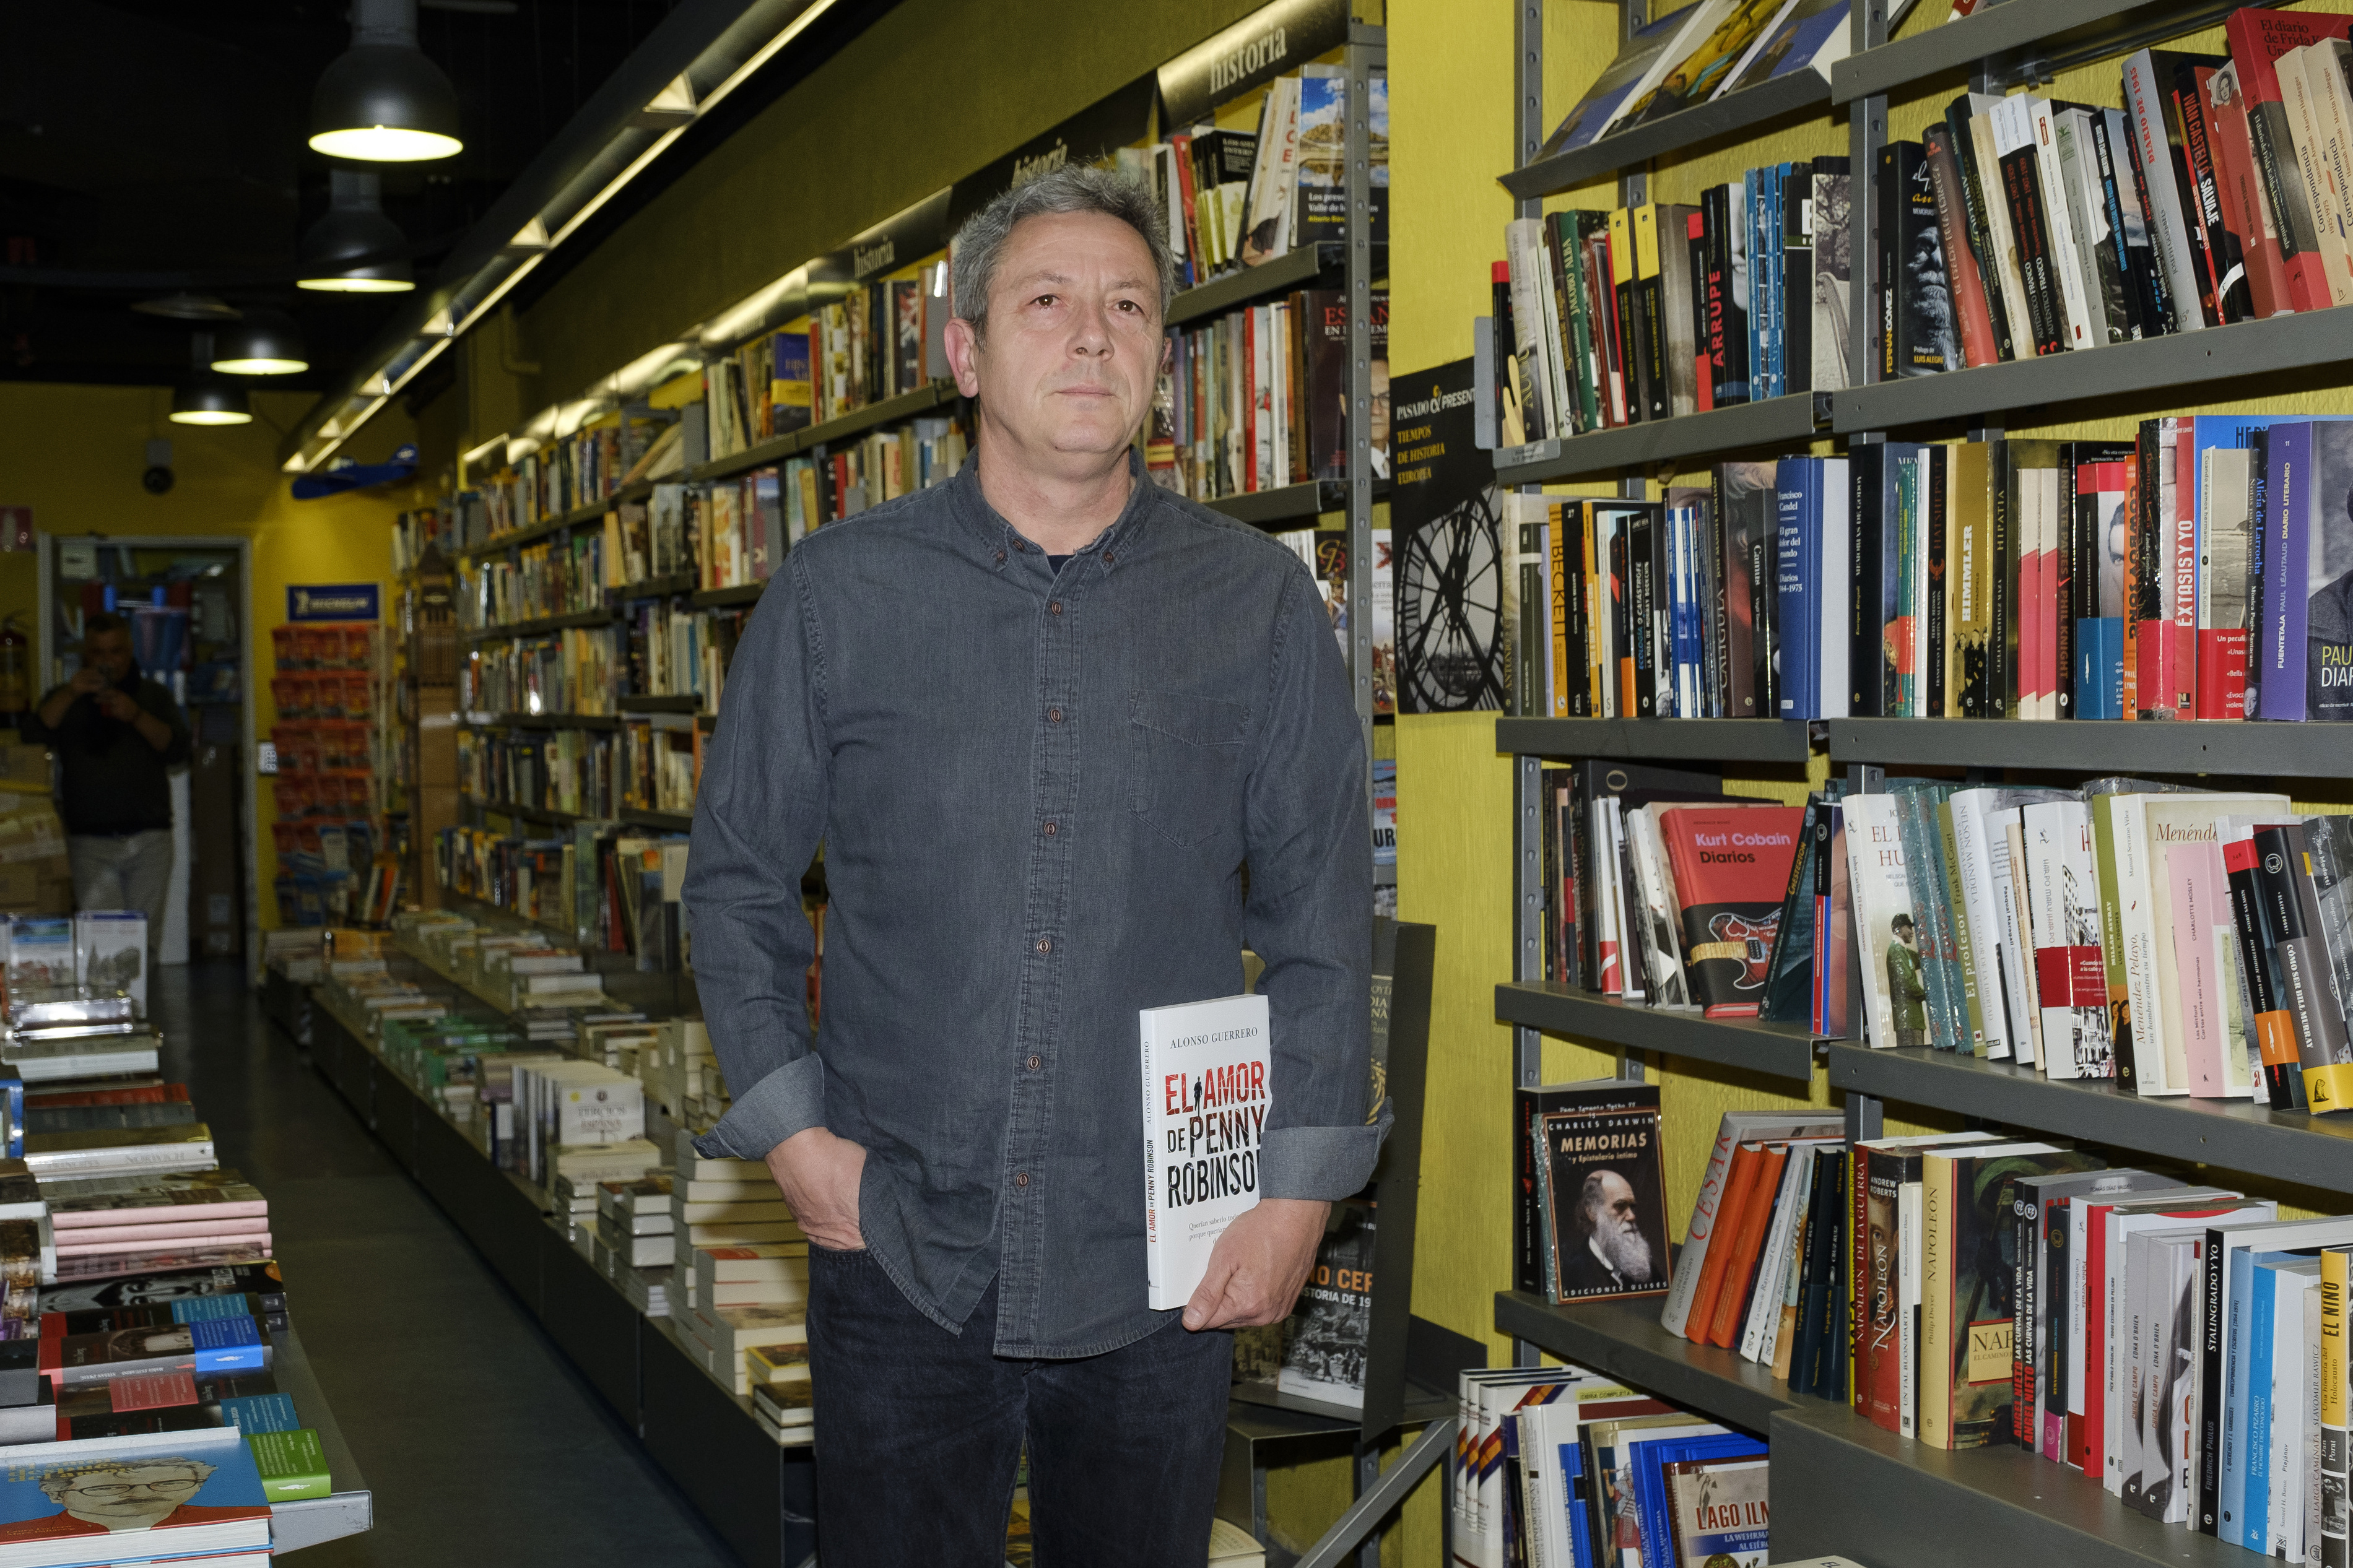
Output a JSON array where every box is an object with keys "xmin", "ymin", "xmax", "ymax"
[
  {"xmin": 1537, "ymin": 1105, "xmax": 1670, "ymax": 1305},
  {"xmin": 1138, "ymin": 993, "xmax": 1271, "ymax": 1312},
  {"xmin": 1655, "ymin": 805, "xmax": 1803, "ymax": 1018},
  {"xmin": 0, "ymin": 1426, "xmax": 271, "ymax": 1559}
]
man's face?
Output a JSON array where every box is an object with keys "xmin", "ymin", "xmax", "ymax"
[
  {"xmin": 48, "ymin": 1464, "xmax": 204, "ymax": 1528},
  {"xmin": 948, "ymin": 210, "xmax": 1166, "ymax": 467},
  {"xmin": 1586, "ymin": 1168, "xmax": 1655, "ymax": 1281},
  {"xmin": 84, "ymin": 629, "xmax": 134, "ymax": 684}
]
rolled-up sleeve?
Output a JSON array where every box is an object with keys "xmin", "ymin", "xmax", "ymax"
[
  {"xmin": 1243, "ymin": 566, "xmax": 1386, "ymax": 1200},
  {"xmin": 683, "ymin": 553, "xmax": 832, "ymax": 1161}
]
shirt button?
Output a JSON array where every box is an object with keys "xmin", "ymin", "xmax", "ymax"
[
  {"xmin": 1103, "ymin": 552, "xmax": 1115, "ymax": 565},
  {"xmin": 1042, "ymin": 821, "xmax": 1057, "ymax": 837},
  {"xmin": 1027, "ymin": 1054, "xmax": 1042, "ymax": 1070},
  {"xmin": 1049, "ymin": 600, "xmax": 1063, "ymax": 615},
  {"xmin": 1048, "ymin": 707, "xmax": 1063, "ymax": 723},
  {"xmin": 1035, "ymin": 938, "xmax": 1051, "ymax": 955},
  {"xmin": 995, "ymin": 550, "xmax": 1006, "ymax": 563},
  {"xmin": 1015, "ymin": 1171, "xmax": 1030, "ymax": 1187}
]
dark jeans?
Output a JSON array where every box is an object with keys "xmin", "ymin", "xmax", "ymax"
[{"xmin": 807, "ymin": 1245, "xmax": 1232, "ymax": 1566}]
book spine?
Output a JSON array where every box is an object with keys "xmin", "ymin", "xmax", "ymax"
[
  {"xmin": 2207, "ymin": 67, "xmax": 2290, "ymax": 320},
  {"xmin": 1689, "ymin": 210, "xmax": 1714, "ymax": 415},
  {"xmin": 2181, "ymin": 67, "xmax": 2255, "ymax": 321},
  {"xmin": 2322, "ymin": 1250, "xmax": 2350, "ymax": 1568},
  {"xmin": 1920, "ymin": 1154, "xmax": 1952, "ymax": 1447},
  {"xmin": 2092, "ymin": 108, "xmax": 2157, "ymax": 338},
  {"xmin": 1997, "ymin": 126, "xmax": 2063, "ymax": 355},
  {"xmin": 1949, "ymin": 98, "xmax": 2017, "ymax": 360},
  {"xmin": 1850, "ymin": 446, "xmax": 1884, "ymax": 718},
  {"xmin": 2123, "ymin": 51, "xmax": 2212, "ymax": 330},
  {"xmin": 1783, "ymin": 165, "xmax": 1814, "ymax": 394},
  {"xmin": 1926, "ymin": 126, "xmax": 1999, "ymax": 367},
  {"xmin": 2029, "ymin": 100, "xmax": 2096, "ymax": 351},
  {"xmin": 1661, "ymin": 1120, "xmax": 1742, "ymax": 1337},
  {"xmin": 1926, "ymin": 444, "xmax": 1949, "ymax": 717}
]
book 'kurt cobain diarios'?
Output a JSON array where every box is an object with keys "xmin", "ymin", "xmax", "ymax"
[{"xmin": 1141, "ymin": 994, "xmax": 1273, "ymax": 1312}]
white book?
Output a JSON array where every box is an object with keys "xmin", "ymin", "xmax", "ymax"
[
  {"xmin": 1738, "ymin": 1141, "xmax": 1816, "ymax": 1362},
  {"xmin": 2025, "ymin": 97, "xmax": 2096, "ymax": 352},
  {"xmin": 1625, "ymin": 807, "xmax": 1693, "ymax": 1009},
  {"xmin": 1898, "ymin": 1177, "xmax": 1921, "ymax": 1438},
  {"xmin": 1841, "ymin": 792, "xmax": 1912, "ymax": 1050},
  {"xmin": 2282, "ymin": 43, "xmax": 2353, "ymax": 309},
  {"xmin": 1994, "ymin": 814, "xmax": 2042, "ymax": 1068},
  {"xmin": 2269, "ymin": 1260, "xmax": 2323, "ymax": 1558},
  {"xmin": 1139, "ymin": 992, "xmax": 1271, "ymax": 1312},
  {"xmin": 2120, "ymin": 50, "xmax": 2211, "ymax": 330},
  {"xmin": 2019, "ymin": 799, "xmax": 2112, "ymax": 1080}
]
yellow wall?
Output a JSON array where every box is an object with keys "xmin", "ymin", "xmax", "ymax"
[{"xmin": 0, "ymin": 384, "xmax": 417, "ymax": 928}]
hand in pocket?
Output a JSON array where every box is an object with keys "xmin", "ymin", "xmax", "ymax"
[{"xmin": 765, "ymin": 1127, "xmax": 867, "ymax": 1251}]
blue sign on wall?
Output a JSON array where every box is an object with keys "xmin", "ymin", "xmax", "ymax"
[{"xmin": 286, "ymin": 583, "xmax": 380, "ymax": 622}]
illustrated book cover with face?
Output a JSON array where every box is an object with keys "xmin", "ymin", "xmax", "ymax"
[
  {"xmin": 0, "ymin": 1426, "xmax": 269, "ymax": 1550},
  {"xmin": 1537, "ymin": 1106, "xmax": 1670, "ymax": 1304}
]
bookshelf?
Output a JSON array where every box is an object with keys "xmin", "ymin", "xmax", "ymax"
[
  {"xmin": 1484, "ymin": 1, "xmax": 2353, "ymax": 1564},
  {"xmin": 462, "ymin": 607, "xmax": 620, "ymax": 643},
  {"xmin": 1500, "ymin": 69, "xmax": 1833, "ymax": 200},
  {"xmin": 1495, "ymin": 982, "xmax": 1818, "ymax": 1081}
]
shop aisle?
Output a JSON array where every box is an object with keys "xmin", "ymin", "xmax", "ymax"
[{"xmin": 149, "ymin": 964, "xmax": 742, "ymax": 1568}]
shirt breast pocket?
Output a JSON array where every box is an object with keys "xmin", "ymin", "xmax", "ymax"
[{"xmin": 1129, "ymin": 690, "xmax": 1250, "ymax": 849}]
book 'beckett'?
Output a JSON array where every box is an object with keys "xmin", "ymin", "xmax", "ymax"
[{"xmin": 1140, "ymin": 994, "xmax": 1274, "ymax": 1312}]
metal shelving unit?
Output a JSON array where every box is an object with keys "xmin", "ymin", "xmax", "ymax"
[
  {"xmin": 460, "ymin": 479, "xmax": 656, "ymax": 563},
  {"xmin": 1492, "ymin": 394, "xmax": 1824, "ymax": 487},
  {"xmin": 1832, "ymin": 0, "xmax": 2284, "ymax": 105},
  {"xmin": 1500, "ymin": 69, "xmax": 1832, "ymax": 199},
  {"xmin": 1497, "ymin": 984, "xmax": 1819, "ymax": 1081},
  {"xmin": 689, "ymin": 383, "xmax": 950, "ymax": 485},
  {"xmin": 1825, "ymin": 1042, "xmax": 2353, "ymax": 1203},
  {"xmin": 1495, "ymin": 716, "xmax": 1814, "ymax": 763},
  {"xmin": 1827, "ymin": 717, "xmax": 2353, "ymax": 777},
  {"xmin": 1201, "ymin": 479, "xmax": 1359, "ymax": 528},
  {"xmin": 462, "ymin": 607, "xmax": 620, "ymax": 642},
  {"xmin": 1494, "ymin": 1291, "xmax": 1825, "ymax": 1437},
  {"xmin": 1165, "ymin": 241, "xmax": 1388, "ymax": 330}
]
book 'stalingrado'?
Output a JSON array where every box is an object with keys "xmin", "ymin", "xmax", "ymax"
[{"xmin": 1139, "ymin": 994, "xmax": 1274, "ymax": 1312}]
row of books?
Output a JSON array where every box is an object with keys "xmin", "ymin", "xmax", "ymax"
[
  {"xmin": 1118, "ymin": 66, "xmax": 1390, "ymax": 297},
  {"xmin": 1144, "ymin": 290, "xmax": 1389, "ymax": 501},
  {"xmin": 1496, "ymin": 161, "xmax": 1850, "ymax": 444},
  {"xmin": 1508, "ymin": 417, "xmax": 2353, "ymax": 726},
  {"xmin": 428, "ymin": 816, "xmax": 695, "ymax": 976},
  {"xmin": 458, "ymin": 719, "xmax": 700, "ymax": 824},
  {"xmin": 457, "ymin": 599, "xmax": 747, "ymax": 721},
  {"xmin": 460, "ymin": 629, "xmax": 622, "ymax": 721},
  {"xmin": 476, "ymin": 410, "xmax": 684, "ymax": 539},
  {"xmin": 701, "ymin": 276, "xmax": 931, "ymax": 463},
  {"xmin": 1542, "ymin": 0, "xmax": 1853, "ymax": 161},
  {"xmin": 1891, "ymin": 21, "xmax": 2353, "ymax": 383},
  {"xmin": 1452, "ymin": 1358, "xmax": 1765, "ymax": 1568}
]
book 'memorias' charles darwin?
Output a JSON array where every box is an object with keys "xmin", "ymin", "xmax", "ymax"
[{"xmin": 1139, "ymin": 994, "xmax": 1272, "ymax": 1312}]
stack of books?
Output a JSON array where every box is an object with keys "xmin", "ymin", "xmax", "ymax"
[{"xmin": 42, "ymin": 1170, "xmax": 268, "ymax": 1283}]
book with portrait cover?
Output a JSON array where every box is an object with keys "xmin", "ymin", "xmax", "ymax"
[
  {"xmin": 0, "ymin": 1425, "xmax": 271, "ymax": 1557},
  {"xmin": 1656, "ymin": 805, "xmax": 1803, "ymax": 1018},
  {"xmin": 37, "ymin": 1262, "xmax": 285, "ymax": 1322},
  {"xmin": 1537, "ymin": 1106, "xmax": 1670, "ymax": 1305},
  {"xmin": 1662, "ymin": 1455, "xmax": 1770, "ymax": 1568},
  {"xmin": 1139, "ymin": 994, "xmax": 1272, "ymax": 1311}
]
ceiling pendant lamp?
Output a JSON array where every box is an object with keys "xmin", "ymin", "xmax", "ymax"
[
  {"xmin": 297, "ymin": 171, "xmax": 415, "ymax": 293},
  {"xmin": 211, "ymin": 309, "xmax": 309, "ymax": 375},
  {"xmin": 309, "ymin": 0, "xmax": 463, "ymax": 162},
  {"xmin": 170, "ymin": 381, "xmax": 253, "ymax": 427}
]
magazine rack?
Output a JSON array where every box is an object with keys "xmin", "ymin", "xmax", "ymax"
[{"xmin": 1478, "ymin": 1, "xmax": 2353, "ymax": 1564}]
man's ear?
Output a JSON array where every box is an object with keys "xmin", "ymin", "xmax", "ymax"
[{"xmin": 944, "ymin": 317, "xmax": 983, "ymax": 399}]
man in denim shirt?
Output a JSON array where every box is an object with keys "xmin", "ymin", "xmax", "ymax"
[{"xmin": 685, "ymin": 166, "xmax": 1379, "ymax": 1563}]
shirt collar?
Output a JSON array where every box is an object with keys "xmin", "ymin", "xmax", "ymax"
[{"xmin": 950, "ymin": 448, "xmax": 1151, "ymax": 576}]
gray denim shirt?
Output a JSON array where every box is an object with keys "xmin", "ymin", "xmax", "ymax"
[{"xmin": 684, "ymin": 451, "xmax": 1382, "ymax": 1356}]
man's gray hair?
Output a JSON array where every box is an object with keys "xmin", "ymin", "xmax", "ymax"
[{"xmin": 950, "ymin": 164, "xmax": 1174, "ymax": 339}]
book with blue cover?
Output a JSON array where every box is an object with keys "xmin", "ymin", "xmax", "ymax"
[{"xmin": 0, "ymin": 1425, "xmax": 270, "ymax": 1566}]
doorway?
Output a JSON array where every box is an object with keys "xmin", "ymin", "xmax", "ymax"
[{"xmin": 35, "ymin": 534, "xmax": 256, "ymax": 973}]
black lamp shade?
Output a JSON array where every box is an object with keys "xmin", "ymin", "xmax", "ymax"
[
  {"xmin": 298, "ymin": 172, "xmax": 415, "ymax": 293},
  {"xmin": 211, "ymin": 310, "xmax": 309, "ymax": 375},
  {"xmin": 170, "ymin": 381, "xmax": 253, "ymax": 426},
  {"xmin": 310, "ymin": 43, "xmax": 463, "ymax": 161}
]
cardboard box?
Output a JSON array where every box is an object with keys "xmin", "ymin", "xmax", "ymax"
[{"xmin": 0, "ymin": 745, "xmax": 50, "ymax": 795}]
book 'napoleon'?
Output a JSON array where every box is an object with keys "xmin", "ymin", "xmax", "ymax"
[{"xmin": 1140, "ymin": 994, "xmax": 1273, "ymax": 1310}]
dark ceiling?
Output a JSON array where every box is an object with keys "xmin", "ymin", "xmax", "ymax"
[{"xmin": 0, "ymin": 0, "xmax": 687, "ymax": 391}]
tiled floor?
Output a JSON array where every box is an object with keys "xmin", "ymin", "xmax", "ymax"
[{"xmin": 150, "ymin": 963, "xmax": 741, "ymax": 1568}]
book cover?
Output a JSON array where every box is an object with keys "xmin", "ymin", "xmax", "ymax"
[
  {"xmin": 1842, "ymin": 794, "xmax": 1922, "ymax": 1050},
  {"xmin": 1540, "ymin": 2, "xmax": 1725, "ymax": 155},
  {"xmin": 0, "ymin": 1426, "xmax": 270, "ymax": 1551},
  {"xmin": 1661, "ymin": 1455, "xmax": 1768, "ymax": 1568},
  {"xmin": 1392, "ymin": 358, "xmax": 1509, "ymax": 714},
  {"xmin": 1655, "ymin": 805, "xmax": 1803, "ymax": 1018},
  {"xmin": 1659, "ymin": 1102, "xmax": 1833, "ymax": 1336},
  {"xmin": 2019, "ymin": 799, "xmax": 2115, "ymax": 1081},
  {"xmin": 1137, "ymin": 993, "xmax": 1271, "ymax": 1311},
  {"xmin": 1539, "ymin": 1106, "xmax": 1670, "ymax": 1304},
  {"xmin": 1276, "ymin": 1204, "xmax": 1375, "ymax": 1409},
  {"xmin": 1812, "ymin": 802, "xmax": 1851, "ymax": 1038},
  {"xmin": 1921, "ymin": 1145, "xmax": 2103, "ymax": 1450}
]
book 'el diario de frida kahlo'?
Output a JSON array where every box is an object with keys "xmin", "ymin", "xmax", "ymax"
[
  {"xmin": 1655, "ymin": 805, "xmax": 1804, "ymax": 1018},
  {"xmin": 1139, "ymin": 994, "xmax": 1272, "ymax": 1312},
  {"xmin": 1538, "ymin": 1104, "xmax": 1671, "ymax": 1306}
]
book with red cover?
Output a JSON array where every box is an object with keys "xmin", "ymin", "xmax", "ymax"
[
  {"xmin": 2200, "ymin": 64, "xmax": 2290, "ymax": 320},
  {"xmin": 1924, "ymin": 123, "xmax": 1999, "ymax": 368},
  {"xmin": 2224, "ymin": 9, "xmax": 2350, "ymax": 313},
  {"xmin": 1679, "ymin": 1142, "xmax": 1764, "ymax": 1338},
  {"xmin": 1656, "ymin": 805, "xmax": 1804, "ymax": 1018},
  {"xmin": 1702, "ymin": 1143, "xmax": 1788, "ymax": 1348},
  {"xmin": 23, "ymin": 1085, "xmax": 188, "ymax": 1110}
]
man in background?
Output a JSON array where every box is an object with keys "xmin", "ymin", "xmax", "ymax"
[{"xmin": 20, "ymin": 614, "xmax": 189, "ymax": 960}]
